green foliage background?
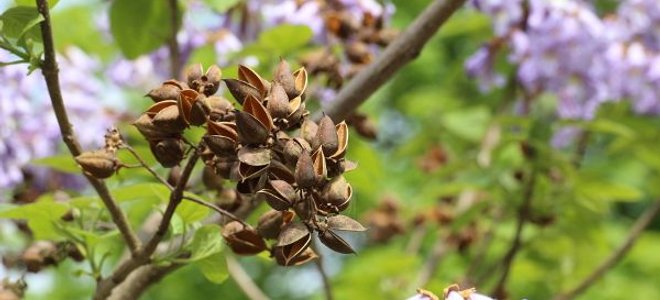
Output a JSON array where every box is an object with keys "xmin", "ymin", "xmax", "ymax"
[{"xmin": 1, "ymin": 0, "xmax": 659, "ymax": 299}]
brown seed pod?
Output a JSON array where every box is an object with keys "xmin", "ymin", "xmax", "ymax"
[
  {"xmin": 223, "ymin": 79, "xmax": 261, "ymax": 105},
  {"xmin": 189, "ymin": 65, "xmax": 222, "ymax": 96},
  {"xmin": 318, "ymin": 176, "xmax": 352, "ymax": 213},
  {"xmin": 292, "ymin": 67, "xmax": 308, "ymax": 98},
  {"xmin": 317, "ymin": 115, "xmax": 339, "ymax": 156},
  {"xmin": 257, "ymin": 210, "xmax": 294, "ymax": 240},
  {"xmin": 75, "ymin": 150, "xmax": 118, "ymax": 179},
  {"xmin": 150, "ymin": 138, "xmax": 185, "ymax": 168},
  {"xmin": 318, "ymin": 230, "xmax": 356, "ymax": 254},
  {"xmin": 205, "ymin": 96, "xmax": 234, "ymax": 120},
  {"xmin": 294, "ymin": 151, "xmax": 316, "ymax": 189},
  {"xmin": 268, "ymin": 81, "xmax": 291, "ymax": 120},
  {"xmin": 276, "ymin": 222, "xmax": 312, "ymax": 265},
  {"xmin": 273, "ymin": 245, "xmax": 318, "ymax": 266},
  {"xmin": 326, "ymin": 215, "xmax": 367, "ymax": 232},
  {"xmin": 146, "ymin": 85, "xmax": 179, "ymax": 102},
  {"xmin": 235, "ymin": 111, "xmax": 270, "ymax": 145},
  {"xmin": 257, "ymin": 180, "xmax": 297, "ymax": 211},
  {"xmin": 222, "ymin": 221, "xmax": 268, "ymax": 255},
  {"xmin": 274, "ymin": 59, "xmax": 297, "ymax": 98},
  {"xmin": 238, "ymin": 64, "xmax": 270, "ymax": 96}
]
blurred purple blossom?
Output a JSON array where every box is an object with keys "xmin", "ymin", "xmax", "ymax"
[
  {"xmin": 467, "ymin": 0, "xmax": 660, "ymax": 122},
  {"xmin": 0, "ymin": 47, "xmax": 116, "ymax": 195}
]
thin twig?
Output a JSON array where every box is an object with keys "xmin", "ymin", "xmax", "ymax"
[
  {"xmin": 490, "ymin": 168, "xmax": 537, "ymax": 296},
  {"xmin": 167, "ymin": 0, "xmax": 182, "ymax": 78},
  {"xmin": 317, "ymin": 0, "xmax": 467, "ymax": 122},
  {"xmin": 182, "ymin": 195, "xmax": 248, "ymax": 227},
  {"xmin": 461, "ymin": 210, "xmax": 503, "ymax": 287},
  {"xmin": 311, "ymin": 241, "xmax": 333, "ymax": 300},
  {"xmin": 123, "ymin": 145, "xmax": 173, "ymax": 190},
  {"xmin": 414, "ymin": 234, "xmax": 452, "ymax": 288},
  {"xmin": 94, "ymin": 149, "xmax": 201, "ymax": 299},
  {"xmin": 555, "ymin": 200, "xmax": 660, "ymax": 300},
  {"xmin": 107, "ymin": 263, "xmax": 183, "ymax": 300},
  {"xmin": 35, "ymin": 0, "xmax": 140, "ymax": 254},
  {"xmin": 227, "ymin": 256, "xmax": 270, "ymax": 300},
  {"xmin": 142, "ymin": 149, "xmax": 201, "ymax": 259}
]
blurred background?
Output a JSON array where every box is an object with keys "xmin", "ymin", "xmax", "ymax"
[{"xmin": 1, "ymin": 0, "xmax": 659, "ymax": 299}]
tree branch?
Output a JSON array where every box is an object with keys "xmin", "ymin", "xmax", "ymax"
[
  {"xmin": 318, "ymin": 0, "xmax": 467, "ymax": 122},
  {"xmin": 227, "ymin": 256, "xmax": 270, "ymax": 300},
  {"xmin": 414, "ymin": 234, "xmax": 452, "ymax": 288},
  {"xmin": 35, "ymin": 0, "xmax": 140, "ymax": 254},
  {"xmin": 491, "ymin": 168, "xmax": 537, "ymax": 296},
  {"xmin": 167, "ymin": 0, "xmax": 182, "ymax": 78},
  {"xmin": 311, "ymin": 241, "xmax": 333, "ymax": 300},
  {"xmin": 555, "ymin": 200, "xmax": 660, "ymax": 300},
  {"xmin": 95, "ymin": 149, "xmax": 201, "ymax": 299},
  {"xmin": 123, "ymin": 145, "xmax": 173, "ymax": 190},
  {"xmin": 182, "ymin": 195, "xmax": 248, "ymax": 227},
  {"xmin": 107, "ymin": 263, "xmax": 183, "ymax": 300}
]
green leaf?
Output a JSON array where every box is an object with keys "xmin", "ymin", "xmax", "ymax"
[
  {"xmin": 575, "ymin": 177, "xmax": 642, "ymax": 204},
  {"xmin": 14, "ymin": 0, "xmax": 59, "ymax": 8},
  {"xmin": 30, "ymin": 154, "xmax": 80, "ymax": 174},
  {"xmin": 201, "ymin": 0, "xmax": 241, "ymax": 13},
  {"xmin": 111, "ymin": 183, "xmax": 170, "ymax": 202},
  {"xmin": 194, "ymin": 252, "xmax": 229, "ymax": 284},
  {"xmin": 52, "ymin": 5, "xmax": 114, "ymax": 60},
  {"xmin": 109, "ymin": 0, "xmax": 177, "ymax": 59},
  {"xmin": 187, "ymin": 45, "xmax": 217, "ymax": 71},
  {"xmin": 257, "ymin": 24, "xmax": 313, "ymax": 55},
  {"xmin": 0, "ymin": 195, "xmax": 68, "ymax": 240},
  {"xmin": 175, "ymin": 195, "xmax": 210, "ymax": 224},
  {"xmin": 0, "ymin": 6, "xmax": 43, "ymax": 42},
  {"xmin": 184, "ymin": 224, "xmax": 223, "ymax": 262},
  {"xmin": 441, "ymin": 106, "xmax": 490, "ymax": 142}
]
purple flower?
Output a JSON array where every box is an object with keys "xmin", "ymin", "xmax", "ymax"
[
  {"xmin": 0, "ymin": 47, "xmax": 116, "ymax": 195},
  {"xmin": 469, "ymin": 0, "xmax": 660, "ymax": 123}
]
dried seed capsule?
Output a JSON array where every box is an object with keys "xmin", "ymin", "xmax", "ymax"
[
  {"xmin": 319, "ymin": 176, "xmax": 352, "ymax": 213},
  {"xmin": 317, "ymin": 115, "xmax": 339, "ymax": 156},
  {"xmin": 268, "ymin": 81, "xmax": 291, "ymax": 119},
  {"xmin": 223, "ymin": 79, "xmax": 261, "ymax": 105},
  {"xmin": 319, "ymin": 230, "xmax": 356, "ymax": 254},
  {"xmin": 235, "ymin": 111, "xmax": 270, "ymax": 145},
  {"xmin": 75, "ymin": 150, "xmax": 118, "ymax": 179},
  {"xmin": 257, "ymin": 180, "xmax": 297, "ymax": 211},
  {"xmin": 294, "ymin": 152, "xmax": 316, "ymax": 189},
  {"xmin": 222, "ymin": 221, "xmax": 268, "ymax": 255},
  {"xmin": 273, "ymin": 245, "xmax": 317, "ymax": 266},
  {"xmin": 257, "ymin": 210, "xmax": 294, "ymax": 240},
  {"xmin": 150, "ymin": 138, "xmax": 185, "ymax": 168},
  {"xmin": 276, "ymin": 222, "xmax": 312, "ymax": 265},
  {"xmin": 274, "ymin": 59, "xmax": 297, "ymax": 98}
]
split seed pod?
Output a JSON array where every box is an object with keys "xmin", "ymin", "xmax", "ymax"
[
  {"xmin": 257, "ymin": 210, "xmax": 294, "ymax": 240},
  {"xmin": 317, "ymin": 115, "xmax": 339, "ymax": 156},
  {"xmin": 276, "ymin": 222, "xmax": 312, "ymax": 265},
  {"xmin": 257, "ymin": 180, "xmax": 297, "ymax": 211},
  {"xmin": 222, "ymin": 221, "xmax": 268, "ymax": 255},
  {"xmin": 223, "ymin": 79, "xmax": 261, "ymax": 105},
  {"xmin": 318, "ymin": 176, "xmax": 352, "ymax": 213},
  {"xmin": 274, "ymin": 59, "xmax": 297, "ymax": 98},
  {"xmin": 238, "ymin": 64, "xmax": 270, "ymax": 97}
]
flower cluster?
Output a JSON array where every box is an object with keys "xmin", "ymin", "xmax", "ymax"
[
  {"xmin": 467, "ymin": 0, "xmax": 660, "ymax": 120},
  {"xmin": 407, "ymin": 285, "xmax": 494, "ymax": 300},
  {"xmin": 119, "ymin": 60, "xmax": 363, "ymax": 266},
  {"xmin": 0, "ymin": 48, "xmax": 116, "ymax": 194}
]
